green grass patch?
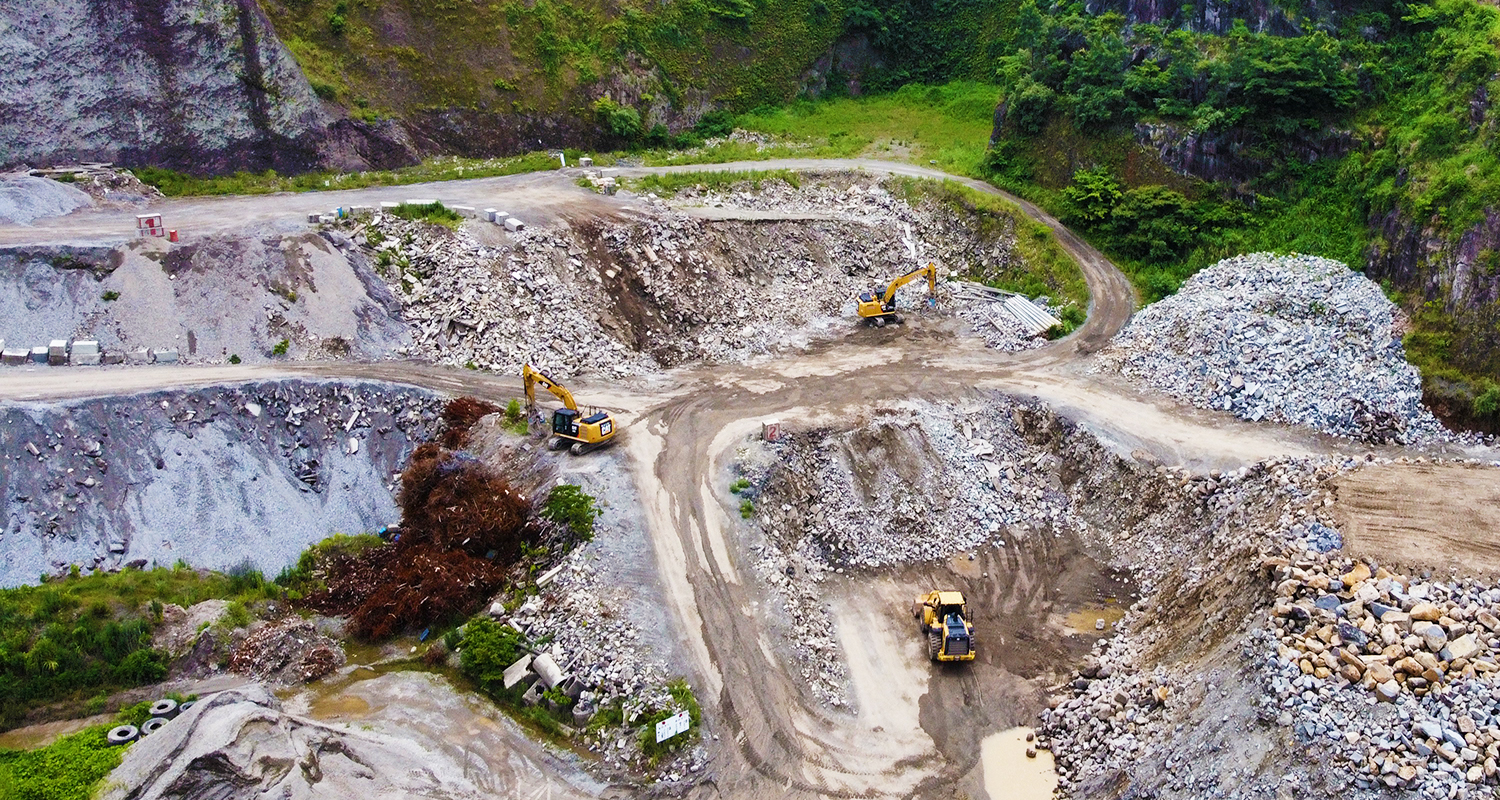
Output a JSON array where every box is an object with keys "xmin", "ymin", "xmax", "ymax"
[
  {"xmin": 0, "ymin": 564, "xmax": 279, "ymax": 730},
  {"xmin": 0, "ymin": 724, "xmax": 123, "ymax": 800},
  {"xmin": 729, "ymin": 478, "xmax": 751, "ymax": 494},
  {"xmin": 133, "ymin": 153, "xmax": 560, "ymax": 198},
  {"xmin": 388, "ymin": 202, "xmax": 464, "ymax": 229},
  {"xmin": 274, "ymin": 533, "xmax": 387, "ymax": 597}
]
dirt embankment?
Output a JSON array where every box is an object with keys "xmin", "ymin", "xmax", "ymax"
[{"xmin": 0, "ymin": 379, "xmax": 441, "ymax": 587}]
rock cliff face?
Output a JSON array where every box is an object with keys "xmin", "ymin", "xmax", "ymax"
[
  {"xmin": 1367, "ymin": 208, "xmax": 1500, "ymax": 377},
  {"xmin": 1134, "ymin": 122, "xmax": 1353, "ymax": 192},
  {"xmin": 0, "ymin": 0, "xmax": 412, "ymax": 172}
]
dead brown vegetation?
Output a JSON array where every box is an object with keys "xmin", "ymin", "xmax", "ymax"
[
  {"xmin": 440, "ymin": 397, "xmax": 501, "ymax": 449},
  {"xmin": 303, "ymin": 441, "xmax": 539, "ymax": 640}
]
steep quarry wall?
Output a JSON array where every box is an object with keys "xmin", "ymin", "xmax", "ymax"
[
  {"xmin": 0, "ymin": 0, "xmax": 412, "ymax": 172},
  {"xmin": 0, "ymin": 380, "xmax": 442, "ymax": 587}
]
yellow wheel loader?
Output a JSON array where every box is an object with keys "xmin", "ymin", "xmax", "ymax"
[
  {"xmin": 912, "ymin": 590, "xmax": 976, "ymax": 662},
  {"xmin": 522, "ymin": 364, "xmax": 620, "ymax": 455},
  {"xmin": 856, "ymin": 262, "xmax": 938, "ymax": 327}
]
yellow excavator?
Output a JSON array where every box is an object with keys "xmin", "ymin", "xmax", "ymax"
[
  {"xmin": 856, "ymin": 262, "xmax": 938, "ymax": 327},
  {"xmin": 912, "ymin": 590, "xmax": 976, "ymax": 662},
  {"xmin": 522, "ymin": 364, "xmax": 620, "ymax": 455}
]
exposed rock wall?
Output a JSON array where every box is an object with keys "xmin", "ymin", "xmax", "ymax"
[
  {"xmin": 0, "ymin": 0, "xmax": 412, "ymax": 172},
  {"xmin": 1366, "ymin": 208, "xmax": 1500, "ymax": 378},
  {"xmin": 1085, "ymin": 0, "xmax": 1360, "ymax": 35}
]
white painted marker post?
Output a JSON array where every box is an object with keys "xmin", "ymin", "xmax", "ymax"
[{"xmin": 655, "ymin": 710, "xmax": 690, "ymax": 743}]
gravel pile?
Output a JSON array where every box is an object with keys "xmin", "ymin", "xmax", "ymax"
[
  {"xmin": 0, "ymin": 380, "xmax": 441, "ymax": 586},
  {"xmin": 0, "ymin": 174, "xmax": 92, "ymax": 224},
  {"xmin": 1095, "ymin": 253, "xmax": 1446, "ymax": 443}
]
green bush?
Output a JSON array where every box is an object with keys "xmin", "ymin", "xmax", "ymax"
[
  {"xmin": 738, "ymin": 499, "xmax": 754, "ymax": 519},
  {"xmin": 271, "ymin": 339, "xmax": 290, "ymax": 356},
  {"xmin": 0, "ymin": 725, "xmax": 123, "ymax": 800},
  {"xmin": 729, "ymin": 478, "xmax": 751, "ymax": 494},
  {"xmin": 228, "ymin": 354, "xmax": 241, "ymax": 364},
  {"xmin": 389, "ymin": 202, "xmax": 463, "ymax": 228},
  {"xmin": 100, "ymin": 291, "xmax": 119, "ymax": 302},
  {"xmin": 541, "ymin": 485, "xmax": 598, "ymax": 541},
  {"xmin": 593, "ymin": 98, "xmax": 643, "ymax": 142},
  {"xmin": 458, "ymin": 617, "xmax": 527, "ymax": 697},
  {"xmin": 1475, "ymin": 381, "xmax": 1500, "ymax": 418}
]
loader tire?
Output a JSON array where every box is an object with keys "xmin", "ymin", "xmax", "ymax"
[{"xmin": 927, "ymin": 631, "xmax": 942, "ymax": 661}]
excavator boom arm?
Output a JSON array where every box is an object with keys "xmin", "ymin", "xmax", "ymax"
[
  {"xmin": 880, "ymin": 262, "xmax": 938, "ymax": 306},
  {"xmin": 522, "ymin": 364, "xmax": 579, "ymax": 412}
]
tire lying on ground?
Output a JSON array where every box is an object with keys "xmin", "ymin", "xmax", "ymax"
[
  {"xmin": 177, "ymin": 700, "xmax": 196, "ymax": 714},
  {"xmin": 149, "ymin": 698, "xmax": 179, "ymax": 718},
  {"xmin": 140, "ymin": 717, "xmax": 170, "ymax": 736},
  {"xmin": 106, "ymin": 725, "xmax": 139, "ymax": 745}
]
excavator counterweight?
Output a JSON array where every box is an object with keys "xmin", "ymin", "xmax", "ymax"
[{"xmin": 522, "ymin": 364, "xmax": 620, "ymax": 455}]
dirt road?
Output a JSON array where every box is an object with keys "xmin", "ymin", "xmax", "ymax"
[{"xmin": 3, "ymin": 159, "xmax": 1491, "ymax": 799}]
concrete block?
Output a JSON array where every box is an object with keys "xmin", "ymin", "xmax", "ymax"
[
  {"xmin": 521, "ymin": 682, "xmax": 543, "ymax": 707},
  {"xmin": 101, "ymin": 352, "xmax": 124, "ymax": 365},
  {"xmin": 503, "ymin": 217, "xmax": 525, "ymax": 232},
  {"xmin": 492, "ymin": 210, "xmax": 509, "ymax": 222},
  {"xmin": 1, "ymin": 348, "xmax": 28, "ymax": 365},
  {"xmin": 349, "ymin": 205, "xmax": 374, "ymax": 216},
  {"xmin": 48, "ymin": 340, "xmax": 68, "ymax": 366},
  {"xmin": 404, "ymin": 198, "xmax": 438, "ymax": 206},
  {"xmin": 450, "ymin": 205, "xmax": 476, "ymax": 218},
  {"xmin": 502, "ymin": 655, "xmax": 534, "ymax": 690},
  {"xmin": 71, "ymin": 340, "xmax": 99, "ymax": 356},
  {"xmin": 379, "ymin": 201, "xmax": 399, "ymax": 209},
  {"xmin": 71, "ymin": 352, "xmax": 101, "ymax": 366},
  {"xmin": 152, "ymin": 349, "xmax": 180, "ymax": 364},
  {"xmin": 30, "ymin": 346, "xmax": 49, "ymax": 363},
  {"xmin": 578, "ymin": 156, "xmax": 593, "ymax": 167},
  {"xmin": 762, "ymin": 419, "xmax": 782, "ymax": 442},
  {"xmin": 126, "ymin": 348, "xmax": 152, "ymax": 364},
  {"xmin": 306, "ymin": 212, "xmax": 322, "ymax": 223},
  {"xmin": 483, "ymin": 208, "xmax": 498, "ymax": 222},
  {"xmin": 600, "ymin": 168, "xmax": 619, "ymax": 177},
  {"xmin": 532, "ymin": 652, "xmax": 565, "ymax": 688}
]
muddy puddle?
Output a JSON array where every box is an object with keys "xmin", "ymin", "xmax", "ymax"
[
  {"xmin": 1064, "ymin": 602, "xmax": 1125, "ymax": 635},
  {"xmin": 0, "ymin": 713, "xmax": 114, "ymax": 750},
  {"xmin": 981, "ymin": 726, "xmax": 1057, "ymax": 800}
]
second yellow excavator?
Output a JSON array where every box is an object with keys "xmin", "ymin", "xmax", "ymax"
[
  {"xmin": 855, "ymin": 262, "xmax": 938, "ymax": 327},
  {"xmin": 522, "ymin": 364, "xmax": 620, "ymax": 455}
]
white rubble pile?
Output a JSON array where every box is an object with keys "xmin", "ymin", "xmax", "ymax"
[
  {"xmin": 1095, "ymin": 253, "xmax": 1447, "ymax": 443},
  {"xmin": 749, "ymin": 538, "xmax": 849, "ymax": 707},
  {"xmin": 761, "ymin": 400, "xmax": 1082, "ymax": 570},
  {"xmin": 953, "ymin": 296, "xmax": 1051, "ymax": 351}
]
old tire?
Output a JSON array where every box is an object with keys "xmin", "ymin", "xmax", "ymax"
[
  {"xmin": 927, "ymin": 631, "xmax": 942, "ymax": 661},
  {"xmin": 106, "ymin": 725, "xmax": 139, "ymax": 746},
  {"xmin": 177, "ymin": 700, "xmax": 197, "ymax": 714},
  {"xmin": 141, "ymin": 717, "xmax": 169, "ymax": 736},
  {"xmin": 149, "ymin": 698, "xmax": 178, "ymax": 718}
]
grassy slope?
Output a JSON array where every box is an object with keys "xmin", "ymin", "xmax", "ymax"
[{"xmin": 0, "ymin": 725, "xmax": 123, "ymax": 800}]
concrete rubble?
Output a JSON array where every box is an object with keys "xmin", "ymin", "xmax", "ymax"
[{"xmin": 1095, "ymin": 253, "xmax": 1448, "ymax": 443}]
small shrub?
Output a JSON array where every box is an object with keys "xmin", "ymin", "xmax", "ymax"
[
  {"xmin": 272, "ymin": 339, "xmax": 290, "ymax": 356},
  {"xmin": 739, "ymin": 499, "xmax": 754, "ymax": 518},
  {"xmin": 458, "ymin": 617, "xmax": 527, "ymax": 696},
  {"xmin": 505, "ymin": 399, "xmax": 523, "ymax": 423},
  {"xmin": 542, "ymin": 485, "xmax": 599, "ymax": 541},
  {"xmin": 228, "ymin": 354, "xmax": 241, "ymax": 364},
  {"xmin": 1475, "ymin": 380, "xmax": 1500, "ymax": 418},
  {"xmin": 729, "ymin": 478, "xmax": 751, "ymax": 494},
  {"xmin": 100, "ymin": 290, "xmax": 120, "ymax": 302},
  {"xmin": 51, "ymin": 172, "xmax": 77, "ymax": 183},
  {"xmin": 389, "ymin": 201, "xmax": 463, "ymax": 228}
]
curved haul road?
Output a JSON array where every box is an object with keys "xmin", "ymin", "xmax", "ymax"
[{"xmin": 0, "ymin": 160, "xmax": 1379, "ymax": 798}]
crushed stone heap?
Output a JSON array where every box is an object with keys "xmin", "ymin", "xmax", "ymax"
[{"xmin": 1095, "ymin": 253, "xmax": 1446, "ymax": 443}]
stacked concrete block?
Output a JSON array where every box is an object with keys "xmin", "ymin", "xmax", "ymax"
[
  {"xmin": 1, "ymin": 348, "xmax": 28, "ymax": 365},
  {"xmin": 29, "ymin": 346, "xmax": 48, "ymax": 363},
  {"xmin": 47, "ymin": 340, "xmax": 68, "ymax": 365},
  {"xmin": 70, "ymin": 340, "xmax": 101, "ymax": 365}
]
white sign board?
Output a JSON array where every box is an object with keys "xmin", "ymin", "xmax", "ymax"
[{"xmin": 654, "ymin": 710, "xmax": 690, "ymax": 743}]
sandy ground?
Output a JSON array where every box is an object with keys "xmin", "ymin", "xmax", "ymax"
[{"xmin": 1334, "ymin": 462, "xmax": 1500, "ymax": 578}]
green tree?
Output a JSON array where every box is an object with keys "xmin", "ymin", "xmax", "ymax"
[{"xmin": 1062, "ymin": 166, "xmax": 1122, "ymax": 225}]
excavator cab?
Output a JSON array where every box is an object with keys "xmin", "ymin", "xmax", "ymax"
[{"xmin": 912, "ymin": 590, "xmax": 976, "ymax": 662}]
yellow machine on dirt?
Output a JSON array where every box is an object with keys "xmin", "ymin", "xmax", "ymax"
[
  {"xmin": 856, "ymin": 262, "xmax": 938, "ymax": 327},
  {"xmin": 522, "ymin": 364, "xmax": 620, "ymax": 455},
  {"xmin": 912, "ymin": 590, "xmax": 976, "ymax": 662}
]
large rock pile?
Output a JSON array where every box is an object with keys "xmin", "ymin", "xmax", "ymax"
[
  {"xmin": 1266, "ymin": 545, "xmax": 1500, "ymax": 792},
  {"xmin": 1096, "ymin": 253, "xmax": 1446, "ymax": 443}
]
